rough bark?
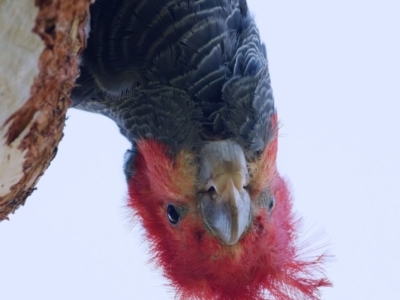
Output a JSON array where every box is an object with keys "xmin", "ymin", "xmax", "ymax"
[{"xmin": 0, "ymin": 0, "xmax": 91, "ymax": 221}]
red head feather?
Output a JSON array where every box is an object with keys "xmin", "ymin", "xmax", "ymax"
[{"xmin": 127, "ymin": 114, "xmax": 331, "ymax": 299}]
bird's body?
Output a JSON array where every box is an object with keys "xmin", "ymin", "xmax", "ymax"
[
  {"xmin": 73, "ymin": 0, "xmax": 274, "ymax": 153},
  {"xmin": 71, "ymin": 0, "xmax": 330, "ymax": 299}
]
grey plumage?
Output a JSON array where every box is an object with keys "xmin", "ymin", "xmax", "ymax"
[{"xmin": 71, "ymin": 0, "xmax": 275, "ymax": 155}]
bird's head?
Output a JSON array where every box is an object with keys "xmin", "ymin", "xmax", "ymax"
[{"xmin": 126, "ymin": 114, "xmax": 330, "ymax": 300}]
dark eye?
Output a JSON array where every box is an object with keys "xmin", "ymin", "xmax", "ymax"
[
  {"xmin": 167, "ymin": 204, "xmax": 180, "ymax": 225},
  {"xmin": 268, "ymin": 195, "xmax": 275, "ymax": 212}
]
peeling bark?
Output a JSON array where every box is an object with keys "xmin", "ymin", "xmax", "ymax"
[{"xmin": 0, "ymin": 0, "xmax": 91, "ymax": 221}]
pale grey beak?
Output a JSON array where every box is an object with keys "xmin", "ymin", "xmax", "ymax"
[{"xmin": 199, "ymin": 140, "xmax": 251, "ymax": 245}]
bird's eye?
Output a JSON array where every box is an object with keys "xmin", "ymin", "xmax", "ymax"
[
  {"xmin": 167, "ymin": 204, "xmax": 180, "ymax": 225},
  {"xmin": 268, "ymin": 195, "xmax": 276, "ymax": 212}
]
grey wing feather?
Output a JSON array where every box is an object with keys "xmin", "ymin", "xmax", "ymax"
[{"xmin": 71, "ymin": 0, "xmax": 275, "ymax": 153}]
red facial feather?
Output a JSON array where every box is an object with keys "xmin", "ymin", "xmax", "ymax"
[{"xmin": 127, "ymin": 116, "xmax": 331, "ymax": 300}]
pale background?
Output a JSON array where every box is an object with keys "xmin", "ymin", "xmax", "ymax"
[{"xmin": 1, "ymin": 1, "xmax": 399, "ymax": 299}]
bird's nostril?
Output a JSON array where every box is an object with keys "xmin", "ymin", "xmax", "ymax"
[{"xmin": 207, "ymin": 186, "xmax": 216, "ymax": 193}]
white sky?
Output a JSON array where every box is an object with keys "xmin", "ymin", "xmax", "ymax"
[{"xmin": 1, "ymin": 1, "xmax": 399, "ymax": 299}]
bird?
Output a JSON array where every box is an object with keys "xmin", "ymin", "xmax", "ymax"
[{"xmin": 71, "ymin": 0, "xmax": 331, "ymax": 299}]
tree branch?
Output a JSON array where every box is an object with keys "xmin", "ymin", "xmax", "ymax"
[{"xmin": 0, "ymin": 0, "xmax": 91, "ymax": 220}]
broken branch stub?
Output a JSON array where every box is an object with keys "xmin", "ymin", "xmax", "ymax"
[{"xmin": 0, "ymin": 0, "xmax": 91, "ymax": 221}]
